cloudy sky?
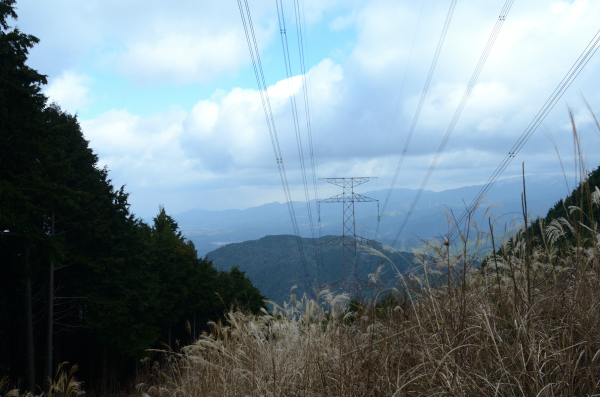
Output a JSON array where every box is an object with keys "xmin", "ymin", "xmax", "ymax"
[{"xmin": 12, "ymin": 0, "xmax": 600, "ymax": 219}]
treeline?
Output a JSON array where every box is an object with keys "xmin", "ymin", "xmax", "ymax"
[
  {"xmin": 536, "ymin": 165, "xmax": 600, "ymax": 243},
  {"xmin": 497, "ymin": 165, "xmax": 600, "ymax": 251},
  {"xmin": 0, "ymin": 1, "xmax": 265, "ymax": 394}
]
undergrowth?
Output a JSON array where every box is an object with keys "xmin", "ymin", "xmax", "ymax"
[
  {"xmin": 136, "ymin": 184, "xmax": 600, "ymax": 396},
  {"xmin": 0, "ymin": 363, "xmax": 84, "ymax": 397},
  {"xmin": 137, "ymin": 114, "xmax": 600, "ymax": 395}
]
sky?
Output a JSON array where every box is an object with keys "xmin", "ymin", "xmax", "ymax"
[{"xmin": 11, "ymin": 0, "xmax": 600, "ymax": 219}]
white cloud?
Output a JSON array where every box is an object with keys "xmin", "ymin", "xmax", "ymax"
[
  {"xmin": 80, "ymin": 107, "xmax": 193, "ymax": 187},
  {"xmin": 18, "ymin": 0, "xmax": 276, "ymax": 85},
  {"xmin": 76, "ymin": 58, "xmax": 346, "ymax": 214},
  {"xmin": 178, "ymin": 58, "xmax": 344, "ymax": 173},
  {"xmin": 185, "ymin": 101, "xmax": 220, "ymax": 136},
  {"xmin": 329, "ymin": 12, "xmax": 357, "ymax": 31},
  {"xmin": 117, "ymin": 30, "xmax": 253, "ymax": 85},
  {"xmin": 23, "ymin": 0, "xmax": 600, "ymax": 217},
  {"xmin": 44, "ymin": 71, "xmax": 93, "ymax": 114}
]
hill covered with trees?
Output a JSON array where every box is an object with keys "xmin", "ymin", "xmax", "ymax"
[
  {"xmin": 0, "ymin": 2, "xmax": 264, "ymax": 394},
  {"xmin": 206, "ymin": 234, "xmax": 416, "ymax": 304}
]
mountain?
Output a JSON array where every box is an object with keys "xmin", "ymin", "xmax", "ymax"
[
  {"xmin": 175, "ymin": 174, "xmax": 568, "ymax": 256},
  {"xmin": 205, "ymin": 235, "xmax": 415, "ymax": 305},
  {"xmin": 198, "ymin": 173, "xmax": 573, "ymax": 304}
]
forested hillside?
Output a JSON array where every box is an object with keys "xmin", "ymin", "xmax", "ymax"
[
  {"xmin": 0, "ymin": 2, "xmax": 264, "ymax": 394},
  {"xmin": 206, "ymin": 235, "xmax": 416, "ymax": 304},
  {"xmin": 535, "ymin": 166, "xmax": 600, "ymax": 243}
]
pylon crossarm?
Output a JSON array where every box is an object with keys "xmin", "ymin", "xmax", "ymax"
[
  {"xmin": 352, "ymin": 193, "xmax": 378, "ymax": 203},
  {"xmin": 320, "ymin": 236, "xmax": 344, "ymax": 246},
  {"xmin": 319, "ymin": 193, "xmax": 345, "ymax": 203},
  {"xmin": 320, "ymin": 193, "xmax": 378, "ymax": 203},
  {"xmin": 319, "ymin": 177, "xmax": 377, "ymax": 188},
  {"xmin": 354, "ymin": 236, "xmax": 382, "ymax": 246}
]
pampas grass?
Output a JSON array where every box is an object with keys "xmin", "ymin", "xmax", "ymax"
[
  {"xmin": 1, "ymin": 363, "xmax": 84, "ymax": 397},
  {"xmin": 137, "ymin": 196, "xmax": 600, "ymax": 396},
  {"xmin": 139, "ymin": 116, "xmax": 600, "ymax": 395},
  {"xmin": 8, "ymin": 112, "xmax": 598, "ymax": 397}
]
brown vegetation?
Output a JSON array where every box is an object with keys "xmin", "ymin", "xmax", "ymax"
[{"xmin": 135, "ymin": 182, "xmax": 600, "ymax": 396}]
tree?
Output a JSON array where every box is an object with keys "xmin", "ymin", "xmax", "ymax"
[
  {"xmin": 217, "ymin": 266, "xmax": 266, "ymax": 314},
  {"xmin": 0, "ymin": 1, "xmax": 48, "ymax": 392},
  {"xmin": 149, "ymin": 206, "xmax": 203, "ymax": 347},
  {"xmin": 0, "ymin": 3, "xmax": 268, "ymax": 392}
]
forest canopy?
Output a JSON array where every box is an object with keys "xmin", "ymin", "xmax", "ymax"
[{"xmin": 0, "ymin": 0, "xmax": 265, "ymax": 394}]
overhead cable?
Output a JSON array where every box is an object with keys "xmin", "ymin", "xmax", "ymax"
[
  {"xmin": 291, "ymin": 0, "xmax": 322, "ymax": 275},
  {"xmin": 373, "ymin": 0, "xmax": 426, "ymax": 239},
  {"xmin": 448, "ymin": 25, "xmax": 600, "ymax": 240},
  {"xmin": 378, "ymin": 0, "xmax": 458, "ymax": 237},
  {"xmin": 275, "ymin": 0, "xmax": 318, "ymax": 259},
  {"xmin": 292, "ymin": 0, "xmax": 319, "ymax": 219},
  {"xmin": 236, "ymin": 0, "xmax": 310, "ymax": 280},
  {"xmin": 390, "ymin": 0, "xmax": 515, "ymax": 247}
]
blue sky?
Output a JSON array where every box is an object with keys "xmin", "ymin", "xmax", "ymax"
[{"xmin": 12, "ymin": 0, "xmax": 600, "ymax": 219}]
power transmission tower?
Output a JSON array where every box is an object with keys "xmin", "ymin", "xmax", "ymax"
[{"xmin": 318, "ymin": 177, "xmax": 381, "ymax": 295}]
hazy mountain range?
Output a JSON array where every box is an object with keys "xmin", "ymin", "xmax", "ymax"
[{"xmin": 174, "ymin": 174, "xmax": 568, "ymax": 257}]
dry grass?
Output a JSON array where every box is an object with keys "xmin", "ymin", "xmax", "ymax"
[
  {"xmin": 9, "ymin": 112, "xmax": 599, "ymax": 397},
  {"xmin": 0, "ymin": 363, "xmax": 84, "ymax": 397},
  {"xmin": 5, "ymin": 204, "xmax": 598, "ymax": 397},
  {"xmin": 137, "ymin": 185, "xmax": 600, "ymax": 396}
]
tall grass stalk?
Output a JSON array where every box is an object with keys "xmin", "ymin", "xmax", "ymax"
[
  {"xmin": 1, "ymin": 363, "xmax": 84, "ymax": 397},
  {"xmin": 138, "ymin": 116, "xmax": 600, "ymax": 396},
  {"xmin": 138, "ymin": 190, "xmax": 600, "ymax": 396}
]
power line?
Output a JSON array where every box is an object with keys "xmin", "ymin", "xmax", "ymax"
[
  {"xmin": 292, "ymin": 0, "xmax": 319, "ymax": 212},
  {"xmin": 390, "ymin": 0, "xmax": 515, "ymax": 247},
  {"xmin": 275, "ymin": 0, "xmax": 317, "ymax": 254},
  {"xmin": 291, "ymin": 0, "xmax": 322, "ymax": 274},
  {"xmin": 296, "ymin": 0, "xmax": 324, "ymax": 285},
  {"xmin": 448, "ymin": 25, "xmax": 600, "ymax": 240},
  {"xmin": 377, "ymin": 0, "xmax": 458, "ymax": 238},
  {"xmin": 373, "ymin": 0, "xmax": 426, "ymax": 239},
  {"xmin": 237, "ymin": 0, "xmax": 310, "ymax": 281}
]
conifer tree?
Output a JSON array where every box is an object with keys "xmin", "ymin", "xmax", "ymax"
[{"xmin": 0, "ymin": 0, "xmax": 48, "ymax": 391}]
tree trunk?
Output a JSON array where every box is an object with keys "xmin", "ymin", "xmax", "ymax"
[
  {"xmin": 25, "ymin": 246, "xmax": 35, "ymax": 394},
  {"xmin": 101, "ymin": 344, "xmax": 107, "ymax": 397},
  {"xmin": 168, "ymin": 324, "xmax": 172, "ymax": 349},
  {"xmin": 110, "ymin": 351, "xmax": 116, "ymax": 394},
  {"xmin": 8, "ymin": 298, "xmax": 20, "ymax": 380},
  {"xmin": 193, "ymin": 311, "xmax": 196, "ymax": 343},
  {"xmin": 44, "ymin": 259, "xmax": 54, "ymax": 390},
  {"xmin": 44, "ymin": 212, "xmax": 55, "ymax": 392}
]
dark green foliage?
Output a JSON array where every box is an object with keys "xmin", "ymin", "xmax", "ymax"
[
  {"xmin": 481, "ymin": 166, "xmax": 600, "ymax": 271},
  {"xmin": 541, "ymin": 167, "xmax": 600, "ymax": 237},
  {"xmin": 207, "ymin": 235, "xmax": 415, "ymax": 305},
  {"xmin": 526, "ymin": 166, "xmax": 600, "ymax": 248},
  {"xmin": 217, "ymin": 266, "xmax": 266, "ymax": 314},
  {"xmin": 0, "ymin": 1, "xmax": 265, "ymax": 392}
]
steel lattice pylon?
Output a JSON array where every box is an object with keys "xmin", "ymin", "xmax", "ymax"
[{"xmin": 318, "ymin": 177, "xmax": 381, "ymax": 295}]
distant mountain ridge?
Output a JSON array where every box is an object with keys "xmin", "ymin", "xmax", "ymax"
[{"xmin": 175, "ymin": 174, "xmax": 568, "ymax": 256}]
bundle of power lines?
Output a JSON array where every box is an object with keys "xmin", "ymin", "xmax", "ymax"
[
  {"xmin": 237, "ymin": 0, "xmax": 600, "ymax": 284},
  {"xmin": 237, "ymin": 0, "xmax": 319, "ymax": 287}
]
